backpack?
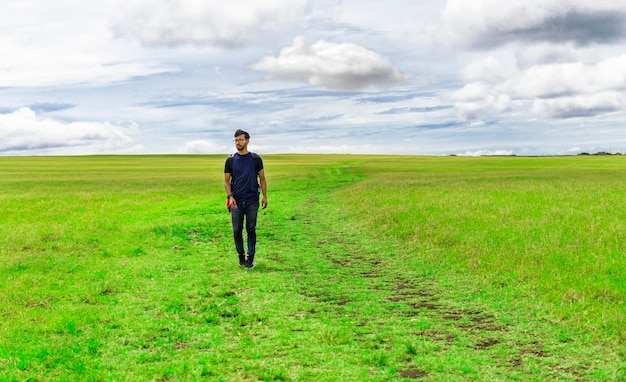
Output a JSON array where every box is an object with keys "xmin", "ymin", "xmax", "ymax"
[{"xmin": 226, "ymin": 152, "xmax": 261, "ymax": 175}]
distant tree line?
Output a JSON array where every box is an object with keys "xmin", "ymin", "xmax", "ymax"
[
  {"xmin": 577, "ymin": 152, "xmax": 623, "ymax": 156},
  {"xmin": 448, "ymin": 151, "xmax": 624, "ymax": 157}
]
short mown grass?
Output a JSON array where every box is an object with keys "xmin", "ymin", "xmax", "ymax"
[{"xmin": 1, "ymin": 154, "xmax": 625, "ymax": 380}]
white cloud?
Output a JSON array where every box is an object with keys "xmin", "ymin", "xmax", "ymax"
[
  {"xmin": 178, "ymin": 140, "xmax": 224, "ymax": 154},
  {"xmin": 0, "ymin": 0, "xmax": 178, "ymax": 88},
  {"xmin": 113, "ymin": 0, "xmax": 310, "ymax": 47},
  {"xmin": 453, "ymin": 82, "xmax": 511, "ymax": 120},
  {"xmin": 444, "ymin": 0, "xmax": 626, "ymax": 122},
  {"xmin": 251, "ymin": 37, "xmax": 408, "ymax": 91},
  {"xmin": 331, "ymin": 0, "xmax": 441, "ymax": 44},
  {"xmin": 532, "ymin": 91, "xmax": 626, "ymax": 118},
  {"xmin": 458, "ymin": 149, "xmax": 515, "ymax": 156},
  {"xmin": 442, "ymin": 0, "xmax": 626, "ymax": 48},
  {"xmin": 517, "ymin": 55, "xmax": 626, "ymax": 97},
  {"xmin": 454, "ymin": 53, "xmax": 626, "ymax": 120},
  {"xmin": 0, "ymin": 108, "xmax": 138, "ymax": 155},
  {"xmin": 0, "ymin": 59, "xmax": 179, "ymax": 89},
  {"xmin": 460, "ymin": 55, "xmax": 519, "ymax": 83},
  {"xmin": 515, "ymin": 42, "xmax": 582, "ymax": 67}
]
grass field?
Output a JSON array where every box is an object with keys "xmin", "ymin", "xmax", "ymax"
[{"xmin": 1, "ymin": 154, "xmax": 625, "ymax": 380}]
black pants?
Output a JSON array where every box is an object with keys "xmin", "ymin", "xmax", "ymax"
[{"xmin": 230, "ymin": 200, "xmax": 259, "ymax": 257}]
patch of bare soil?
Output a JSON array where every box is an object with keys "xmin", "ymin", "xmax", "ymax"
[{"xmin": 398, "ymin": 367, "xmax": 429, "ymax": 379}]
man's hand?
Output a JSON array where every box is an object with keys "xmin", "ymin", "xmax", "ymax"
[
  {"xmin": 261, "ymin": 196, "xmax": 268, "ymax": 209},
  {"xmin": 229, "ymin": 196, "xmax": 238, "ymax": 210}
]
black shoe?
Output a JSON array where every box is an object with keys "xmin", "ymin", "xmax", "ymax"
[
  {"xmin": 238, "ymin": 254, "xmax": 246, "ymax": 266},
  {"xmin": 245, "ymin": 255, "xmax": 255, "ymax": 269}
]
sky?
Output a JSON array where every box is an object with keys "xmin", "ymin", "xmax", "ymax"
[{"xmin": 2, "ymin": 0, "xmax": 626, "ymax": 156}]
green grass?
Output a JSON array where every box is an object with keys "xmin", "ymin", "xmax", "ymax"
[
  {"xmin": 1, "ymin": 154, "xmax": 625, "ymax": 380},
  {"xmin": 339, "ymin": 156, "xmax": 626, "ymax": 338}
]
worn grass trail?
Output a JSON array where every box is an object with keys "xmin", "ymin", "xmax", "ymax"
[
  {"xmin": 260, "ymin": 162, "xmax": 623, "ymax": 381},
  {"xmin": 0, "ymin": 155, "xmax": 624, "ymax": 380}
]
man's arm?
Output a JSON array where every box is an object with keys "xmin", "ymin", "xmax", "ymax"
[
  {"xmin": 224, "ymin": 173, "xmax": 237, "ymax": 209},
  {"xmin": 258, "ymin": 169, "xmax": 268, "ymax": 209}
]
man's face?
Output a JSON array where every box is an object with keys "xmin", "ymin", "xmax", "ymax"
[{"xmin": 234, "ymin": 134, "xmax": 248, "ymax": 151}]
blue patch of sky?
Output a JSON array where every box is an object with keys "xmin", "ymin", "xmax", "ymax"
[
  {"xmin": 142, "ymin": 95, "xmax": 294, "ymax": 113},
  {"xmin": 245, "ymin": 87, "xmax": 441, "ymax": 105},
  {"xmin": 304, "ymin": 17, "xmax": 368, "ymax": 34},
  {"xmin": 246, "ymin": 87, "xmax": 356, "ymax": 99},
  {"xmin": 409, "ymin": 120, "xmax": 479, "ymax": 131},
  {"xmin": 356, "ymin": 91, "xmax": 439, "ymax": 104},
  {"xmin": 311, "ymin": 114, "xmax": 344, "ymax": 122},
  {"xmin": 29, "ymin": 103, "xmax": 76, "ymax": 113},
  {"xmin": 2, "ymin": 141, "xmax": 76, "ymax": 152},
  {"xmin": 379, "ymin": 105, "xmax": 453, "ymax": 114}
]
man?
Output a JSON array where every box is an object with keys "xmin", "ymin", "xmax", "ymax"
[{"xmin": 224, "ymin": 129, "xmax": 268, "ymax": 268}]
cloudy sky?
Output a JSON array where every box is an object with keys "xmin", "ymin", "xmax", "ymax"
[{"xmin": 2, "ymin": 0, "xmax": 626, "ymax": 156}]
